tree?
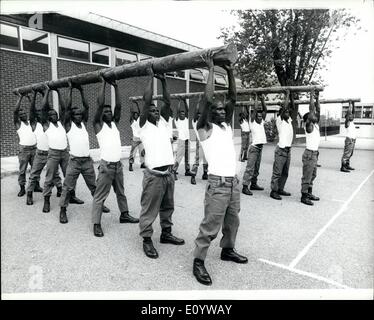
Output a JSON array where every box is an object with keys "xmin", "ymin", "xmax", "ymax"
[{"xmin": 219, "ymin": 9, "xmax": 360, "ymax": 135}]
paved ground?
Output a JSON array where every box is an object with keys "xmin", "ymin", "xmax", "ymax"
[{"xmin": 1, "ymin": 140, "xmax": 373, "ymax": 296}]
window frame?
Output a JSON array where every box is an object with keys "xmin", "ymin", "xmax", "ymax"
[{"xmin": 19, "ymin": 25, "xmax": 50, "ymax": 56}]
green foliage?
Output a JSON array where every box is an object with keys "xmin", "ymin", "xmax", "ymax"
[{"xmin": 264, "ymin": 118, "xmax": 278, "ymax": 142}]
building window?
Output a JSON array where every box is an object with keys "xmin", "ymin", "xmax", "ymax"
[
  {"xmin": 215, "ymin": 73, "xmax": 227, "ymax": 86},
  {"xmin": 138, "ymin": 54, "xmax": 152, "ymax": 61},
  {"xmin": 190, "ymin": 69, "xmax": 206, "ymax": 82},
  {"xmin": 0, "ymin": 22, "xmax": 20, "ymax": 50},
  {"xmin": 115, "ymin": 49, "xmax": 137, "ymax": 66},
  {"xmin": 166, "ymin": 70, "xmax": 186, "ymax": 79},
  {"xmin": 363, "ymin": 106, "xmax": 373, "ymax": 119},
  {"xmin": 91, "ymin": 43, "xmax": 109, "ymax": 65},
  {"xmin": 58, "ymin": 36, "xmax": 89, "ymax": 62},
  {"xmin": 354, "ymin": 106, "xmax": 362, "ymax": 119},
  {"xmin": 21, "ymin": 27, "xmax": 49, "ymax": 55}
]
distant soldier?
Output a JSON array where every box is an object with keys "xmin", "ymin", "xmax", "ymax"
[
  {"xmin": 301, "ymin": 91, "xmax": 321, "ymax": 205},
  {"xmin": 340, "ymin": 101, "xmax": 357, "ymax": 173},
  {"xmin": 239, "ymin": 105, "xmax": 250, "ymax": 162},
  {"xmin": 14, "ymin": 92, "xmax": 37, "ymax": 197},
  {"xmin": 129, "ymin": 101, "xmax": 145, "ymax": 171},
  {"xmin": 91, "ymin": 76, "xmax": 138, "ymax": 237},
  {"xmin": 270, "ymin": 91, "xmax": 293, "ymax": 200},
  {"xmin": 172, "ymin": 97, "xmax": 193, "ymax": 180},
  {"xmin": 190, "ymin": 96, "xmax": 208, "ymax": 185},
  {"xmin": 242, "ymin": 94, "xmax": 267, "ymax": 196}
]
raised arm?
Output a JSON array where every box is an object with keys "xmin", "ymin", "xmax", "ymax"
[
  {"xmin": 41, "ymin": 87, "xmax": 51, "ymax": 130},
  {"xmin": 351, "ymin": 101, "xmax": 355, "ymax": 118},
  {"xmin": 259, "ymin": 94, "xmax": 268, "ymax": 119},
  {"xmin": 193, "ymin": 96, "xmax": 202, "ymax": 123},
  {"xmin": 140, "ymin": 69, "xmax": 154, "ymax": 128},
  {"xmin": 181, "ymin": 97, "xmax": 189, "ymax": 117},
  {"xmin": 222, "ymin": 63, "xmax": 237, "ymax": 124},
  {"xmin": 305, "ymin": 90, "xmax": 315, "ymax": 134},
  {"xmin": 76, "ymin": 84, "xmax": 89, "ymax": 122},
  {"xmin": 252, "ymin": 94, "xmax": 259, "ymax": 122},
  {"xmin": 197, "ymin": 50, "xmax": 214, "ymax": 131},
  {"xmin": 109, "ymin": 79, "xmax": 121, "ymax": 123},
  {"xmin": 29, "ymin": 90, "xmax": 38, "ymax": 127},
  {"xmin": 63, "ymin": 81, "xmax": 73, "ymax": 127},
  {"xmin": 54, "ymin": 87, "xmax": 66, "ymax": 123},
  {"xmin": 280, "ymin": 90, "xmax": 290, "ymax": 120},
  {"xmin": 315, "ymin": 91, "xmax": 320, "ymax": 123},
  {"xmin": 94, "ymin": 76, "xmax": 106, "ymax": 128},
  {"xmin": 13, "ymin": 91, "xmax": 23, "ymax": 128},
  {"xmin": 156, "ymin": 73, "xmax": 172, "ymax": 122}
]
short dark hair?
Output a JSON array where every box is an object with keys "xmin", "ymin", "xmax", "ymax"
[
  {"xmin": 103, "ymin": 104, "xmax": 112, "ymax": 109},
  {"xmin": 303, "ymin": 112, "xmax": 309, "ymax": 122}
]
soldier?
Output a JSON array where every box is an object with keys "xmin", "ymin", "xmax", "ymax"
[
  {"xmin": 26, "ymin": 89, "xmax": 62, "ymax": 205},
  {"xmin": 301, "ymin": 90, "xmax": 321, "ymax": 206},
  {"xmin": 58, "ymin": 81, "xmax": 109, "ymax": 224},
  {"xmin": 138, "ymin": 69, "xmax": 185, "ymax": 259},
  {"xmin": 14, "ymin": 92, "xmax": 37, "ymax": 197},
  {"xmin": 172, "ymin": 97, "xmax": 193, "ymax": 180},
  {"xmin": 269, "ymin": 91, "xmax": 293, "ymax": 200},
  {"xmin": 242, "ymin": 94, "xmax": 267, "ymax": 196},
  {"xmin": 91, "ymin": 76, "xmax": 138, "ymax": 237},
  {"xmin": 340, "ymin": 101, "xmax": 357, "ymax": 172},
  {"xmin": 193, "ymin": 50, "xmax": 247, "ymax": 286},
  {"xmin": 129, "ymin": 101, "xmax": 145, "ymax": 171}
]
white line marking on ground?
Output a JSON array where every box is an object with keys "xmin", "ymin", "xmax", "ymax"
[
  {"xmin": 259, "ymin": 258, "xmax": 351, "ymax": 289},
  {"xmin": 289, "ymin": 169, "xmax": 374, "ymax": 269}
]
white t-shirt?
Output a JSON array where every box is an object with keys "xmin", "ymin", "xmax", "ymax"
[
  {"xmin": 131, "ymin": 119, "xmax": 141, "ymax": 139},
  {"xmin": 306, "ymin": 123, "xmax": 320, "ymax": 151},
  {"xmin": 277, "ymin": 116, "xmax": 293, "ymax": 148},
  {"xmin": 200, "ymin": 123, "xmax": 236, "ymax": 177},
  {"xmin": 139, "ymin": 117, "xmax": 174, "ymax": 169},
  {"xmin": 46, "ymin": 121, "xmax": 67, "ymax": 150},
  {"xmin": 17, "ymin": 121, "xmax": 37, "ymax": 146},
  {"xmin": 250, "ymin": 120, "xmax": 267, "ymax": 145},
  {"xmin": 34, "ymin": 122, "xmax": 49, "ymax": 151},
  {"xmin": 96, "ymin": 122, "xmax": 121, "ymax": 162},
  {"xmin": 240, "ymin": 119, "xmax": 250, "ymax": 132},
  {"xmin": 67, "ymin": 122, "xmax": 90, "ymax": 157},
  {"xmin": 175, "ymin": 118, "xmax": 190, "ymax": 141},
  {"xmin": 346, "ymin": 121, "xmax": 357, "ymax": 139}
]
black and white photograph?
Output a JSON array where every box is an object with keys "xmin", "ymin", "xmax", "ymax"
[{"xmin": 1, "ymin": 0, "xmax": 373, "ymax": 304}]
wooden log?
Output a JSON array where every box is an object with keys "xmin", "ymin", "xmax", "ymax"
[
  {"xmin": 13, "ymin": 43, "xmax": 238, "ymax": 95},
  {"xmin": 128, "ymin": 85, "xmax": 324, "ymax": 101},
  {"xmin": 235, "ymin": 98, "xmax": 361, "ymax": 106}
]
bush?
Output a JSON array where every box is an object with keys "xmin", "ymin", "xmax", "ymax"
[{"xmin": 264, "ymin": 118, "xmax": 278, "ymax": 142}]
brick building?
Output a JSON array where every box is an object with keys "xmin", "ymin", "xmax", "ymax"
[{"xmin": 0, "ymin": 12, "xmax": 231, "ymax": 157}]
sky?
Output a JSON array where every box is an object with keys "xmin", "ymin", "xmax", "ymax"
[{"xmin": 1, "ymin": 0, "xmax": 374, "ymax": 118}]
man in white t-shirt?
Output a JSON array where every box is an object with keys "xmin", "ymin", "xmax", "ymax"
[
  {"xmin": 239, "ymin": 105, "xmax": 250, "ymax": 162},
  {"xmin": 270, "ymin": 91, "xmax": 293, "ymax": 200},
  {"xmin": 301, "ymin": 91, "xmax": 321, "ymax": 206},
  {"xmin": 14, "ymin": 92, "xmax": 36, "ymax": 197},
  {"xmin": 341, "ymin": 101, "xmax": 357, "ymax": 173},
  {"xmin": 242, "ymin": 94, "xmax": 267, "ymax": 196},
  {"xmin": 138, "ymin": 69, "xmax": 185, "ymax": 259},
  {"xmin": 91, "ymin": 76, "xmax": 138, "ymax": 237},
  {"xmin": 193, "ymin": 50, "xmax": 247, "ymax": 286},
  {"xmin": 172, "ymin": 97, "xmax": 193, "ymax": 180},
  {"xmin": 129, "ymin": 101, "xmax": 145, "ymax": 171}
]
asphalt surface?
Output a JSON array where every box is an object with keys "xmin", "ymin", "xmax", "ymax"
[{"xmin": 1, "ymin": 144, "xmax": 373, "ymax": 294}]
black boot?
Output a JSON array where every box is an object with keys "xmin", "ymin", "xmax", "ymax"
[
  {"xmin": 346, "ymin": 162, "xmax": 355, "ymax": 170},
  {"xmin": 143, "ymin": 238, "xmax": 158, "ymax": 259},
  {"xmin": 119, "ymin": 211, "xmax": 139, "ymax": 223},
  {"xmin": 301, "ymin": 193, "xmax": 313, "ymax": 206},
  {"xmin": 34, "ymin": 182, "xmax": 43, "ymax": 193},
  {"xmin": 42, "ymin": 196, "xmax": 50, "ymax": 212},
  {"xmin": 173, "ymin": 171, "xmax": 178, "ymax": 181},
  {"xmin": 278, "ymin": 190, "xmax": 291, "ymax": 196},
  {"xmin": 308, "ymin": 187, "xmax": 320, "ymax": 201},
  {"xmin": 26, "ymin": 191, "xmax": 33, "ymax": 205},
  {"xmin": 140, "ymin": 163, "xmax": 146, "ymax": 169},
  {"xmin": 191, "ymin": 176, "xmax": 196, "ymax": 185},
  {"xmin": 242, "ymin": 185, "xmax": 253, "ymax": 196},
  {"xmin": 18, "ymin": 185, "xmax": 26, "ymax": 197},
  {"xmin": 340, "ymin": 163, "xmax": 350, "ymax": 173},
  {"xmin": 193, "ymin": 258, "xmax": 212, "ymax": 286},
  {"xmin": 56, "ymin": 186, "xmax": 62, "ymax": 197},
  {"xmin": 250, "ymin": 183, "xmax": 264, "ymax": 191},
  {"xmin": 69, "ymin": 190, "xmax": 84, "ymax": 205},
  {"xmin": 270, "ymin": 190, "xmax": 282, "ymax": 200},
  {"xmin": 221, "ymin": 248, "xmax": 248, "ymax": 264},
  {"xmin": 185, "ymin": 170, "xmax": 193, "ymax": 176},
  {"xmin": 202, "ymin": 165, "xmax": 208, "ymax": 180},
  {"xmin": 102, "ymin": 204, "xmax": 110, "ymax": 213},
  {"xmin": 160, "ymin": 228, "xmax": 185, "ymax": 245},
  {"xmin": 93, "ymin": 224, "xmax": 104, "ymax": 237},
  {"xmin": 129, "ymin": 163, "xmax": 133, "ymax": 171},
  {"xmin": 59, "ymin": 207, "xmax": 68, "ymax": 224}
]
